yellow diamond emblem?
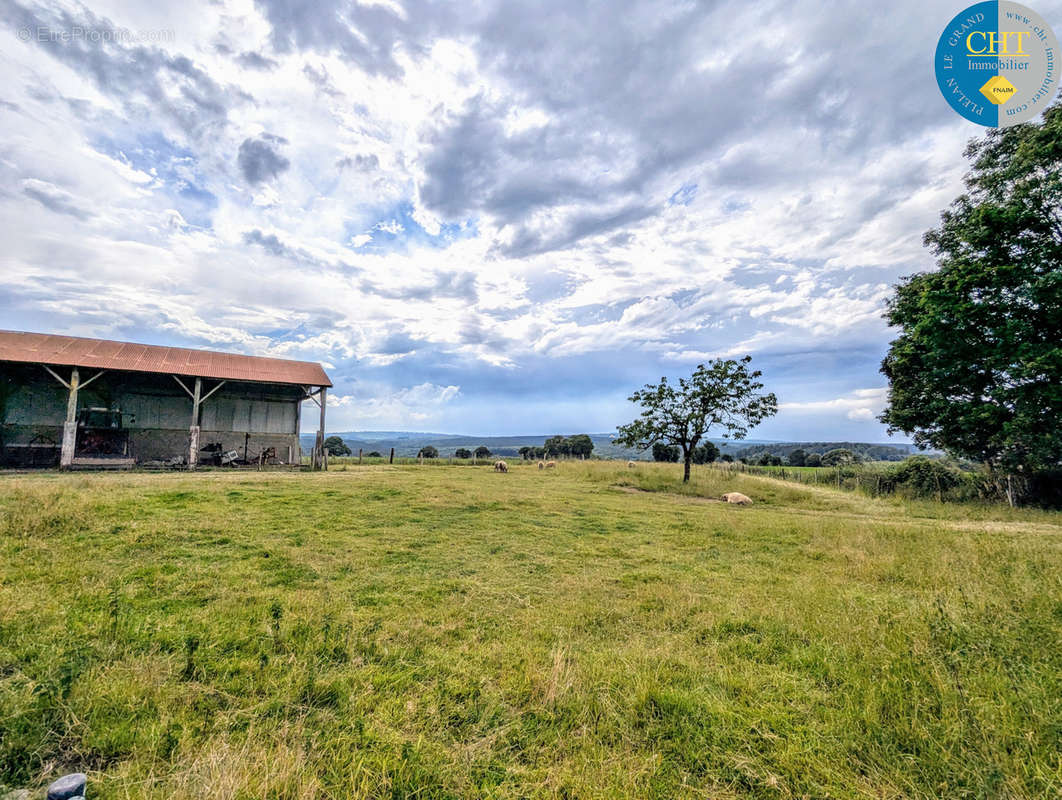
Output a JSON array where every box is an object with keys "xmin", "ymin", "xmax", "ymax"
[{"xmin": 980, "ymin": 75, "xmax": 1016, "ymax": 105}]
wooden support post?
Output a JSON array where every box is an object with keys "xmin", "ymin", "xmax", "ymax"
[
  {"xmin": 389, "ymin": 447, "xmax": 394, "ymax": 464},
  {"xmin": 60, "ymin": 367, "xmax": 79, "ymax": 469},
  {"xmin": 358, "ymin": 448, "xmax": 363, "ymax": 465},
  {"xmin": 316, "ymin": 387, "xmax": 327, "ymax": 471},
  {"xmin": 189, "ymin": 377, "xmax": 202, "ymax": 470},
  {"xmin": 293, "ymin": 396, "xmax": 301, "ymax": 466}
]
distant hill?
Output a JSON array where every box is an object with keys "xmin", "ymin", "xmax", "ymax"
[
  {"xmin": 302, "ymin": 431, "xmax": 915, "ymax": 461},
  {"xmin": 733, "ymin": 441, "xmax": 918, "ymax": 462}
]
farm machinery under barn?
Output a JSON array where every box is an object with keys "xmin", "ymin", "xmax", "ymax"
[{"xmin": 70, "ymin": 406, "xmax": 137, "ymax": 469}]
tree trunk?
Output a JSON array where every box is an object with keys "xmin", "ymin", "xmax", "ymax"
[{"xmin": 683, "ymin": 457, "xmax": 692, "ymax": 483}]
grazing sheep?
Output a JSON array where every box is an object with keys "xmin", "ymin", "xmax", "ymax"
[
  {"xmin": 627, "ymin": 460, "xmax": 636, "ymax": 468},
  {"xmin": 545, "ymin": 460, "xmax": 557, "ymax": 469},
  {"xmin": 538, "ymin": 461, "xmax": 545, "ymax": 470},
  {"xmin": 721, "ymin": 492, "xmax": 753, "ymax": 505},
  {"xmin": 493, "ymin": 460, "xmax": 508, "ymax": 473}
]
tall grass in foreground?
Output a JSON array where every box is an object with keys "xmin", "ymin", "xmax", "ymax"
[{"xmin": 0, "ymin": 463, "xmax": 1059, "ymax": 799}]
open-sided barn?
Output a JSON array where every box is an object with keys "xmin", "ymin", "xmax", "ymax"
[{"xmin": 0, "ymin": 331, "xmax": 332, "ymax": 470}]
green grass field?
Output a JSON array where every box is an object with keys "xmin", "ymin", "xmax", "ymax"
[{"xmin": 1, "ymin": 462, "xmax": 1060, "ymax": 799}]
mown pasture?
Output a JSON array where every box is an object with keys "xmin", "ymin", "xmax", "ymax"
[{"xmin": 0, "ymin": 462, "xmax": 1059, "ymax": 799}]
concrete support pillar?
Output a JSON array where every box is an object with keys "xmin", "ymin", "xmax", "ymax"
[
  {"xmin": 188, "ymin": 425, "xmax": 200, "ymax": 468},
  {"xmin": 59, "ymin": 368, "xmax": 79, "ymax": 469},
  {"xmin": 188, "ymin": 377, "xmax": 202, "ymax": 469},
  {"xmin": 317, "ymin": 387, "xmax": 327, "ymax": 471},
  {"xmin": 60, "ymin": 422, "xmax": 77, "ymax": 469}
]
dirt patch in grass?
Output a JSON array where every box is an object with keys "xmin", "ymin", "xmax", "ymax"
[{"xmin": 613, "ymin": 484, "xmax": 724, "ymax": 504}]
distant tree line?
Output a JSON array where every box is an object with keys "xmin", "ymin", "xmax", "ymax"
[
  {"xmin": 517, "ymin": 434, "xmax": 594, "ymax": 460},
  {"xmin": 652, "ymin": 441, "xmax": 719, "ymax": 464},
  {"xmin": 734, "ymin": 442, "xmax": 910, "ymax": 463},
  {"xmin": 449, "ymin": 446, "xmax": 495, "ymax": 459},
  {"xmin": 738, "ymin": 447, "xmax": 862, "ymax": 467}
]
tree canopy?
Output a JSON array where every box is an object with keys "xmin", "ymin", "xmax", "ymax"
[
  {"xmin": 880, "ymin": 100, "xmax": 1062, "ymax": 488},
  {"xmin": 692, "ymin": 441, "xmax": 719, "ymax": 464},
  {"xmin": 821, "ymin": 448, "xmax": 858, "ymax": 467},
  {"xmin": 541, "ymin": 434, "xmax": 594, "ymax": 459},
  {"xmin": 418, "ymin": 446, "xmax": 439, "ymax": 459},
  {"xmin": 615, "ymin": 357, "xmax": 777, "ymax": 482},
  {"xmin": 323, "ymin": 436, "xmax": 351, "ymax": 457},
  {"xmin": 652, "ymin": 443, "xmax": 680, "ymax": 462}
]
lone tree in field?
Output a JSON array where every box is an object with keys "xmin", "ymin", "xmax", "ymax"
[
  {"xmin": 615, "ymin": 357, "xmax": 778, "ymax": 482},
  {"xmin": 323, "ymin": 436, "xmax": 351, "ymax": 457},
  {"xmin": 880, "ymin": 99, "xmax": 1062, "ymax": 500},
  {"xmin": 418, "ymin": 445, "xmax": 439, "ymax": 459}
]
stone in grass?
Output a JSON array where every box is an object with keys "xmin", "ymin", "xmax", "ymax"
[{"xmin": 46, "ymin": 773, "xmax": 86, "ymax": 800}]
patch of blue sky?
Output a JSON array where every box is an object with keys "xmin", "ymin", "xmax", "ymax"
[
  {"xmin": 721, "ymin": 196, "xmax": 750, "ymax": 214},
  {"xmin": 668, "ymin": 182, "xmax": 697, "ymax": 206},
  {"xmin": 92, "ymin": 131, "xmax": 217, "ymax": 228},
  {"xmin": 346, "ymin": 200, "xmax": 476, "ymax": 254}
]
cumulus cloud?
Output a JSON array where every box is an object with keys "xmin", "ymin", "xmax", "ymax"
[
  {"xmin": 237, "ymin": 134, "xmax": 290, "ymax": 184},
  {"xmin": 329, "ymin": 382, "xmax": 461, "ymax": 425},
  {"xmin": 781, "ymin": 388, "xmax": 888, "ymax": 419},
  {"xmin": 1, "ymin": 0, "xmax": 1027, "ymax": 437},
  {"xmin": 21, "ymin": 179, "xmax": 93, "ymax": 219},
  {"xmin": 236, "ymin": 51, "xmax": 278, "ymax": 71}
]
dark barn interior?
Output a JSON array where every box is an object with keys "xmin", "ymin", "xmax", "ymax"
[{"xmin": 0, "ymin": 331, "xmax": 332, "ymax": 470}]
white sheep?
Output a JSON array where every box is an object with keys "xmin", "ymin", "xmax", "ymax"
[
  {"xmin": 545, "ymin": 460, "xmax": 557, "ymax": 469},
  {"xmin": 721, "ymin": 492, "xmax": 753, "ymax": 505},
  {"xmin": 627, "ymin": 460, "xmax": 636, "ymax": 468},
  {"xmin": 493, "ymin": 460, "xmax": 508, "ymax": 473}
]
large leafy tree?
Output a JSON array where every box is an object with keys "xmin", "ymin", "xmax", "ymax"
[
  {"xmin": 616, "ymin": 357, "xmax": 777, "ymax": 482},
  {"xmin": 323, "ymin": 436, "xmax": 351, "ymax": 457},
  {"xmin": 567, "ymin": 434, "xmax": 594, "ymax": 458},
  {"xmin": 543, "ymin": 436, "xmax": 569, "ymax": 457},
  {"xmin": 880, "ymin": 100, "xmax": 1062, "ymax": 488}
]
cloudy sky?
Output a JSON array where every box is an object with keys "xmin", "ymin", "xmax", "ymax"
[{"xmin": 2, "ymin": 0, "xmax": 1059, "ymax": 439}]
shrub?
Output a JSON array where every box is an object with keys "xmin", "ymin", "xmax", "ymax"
[{"xmin": 882, "ymin": 456, "xmax": 965, "ymax": 499}]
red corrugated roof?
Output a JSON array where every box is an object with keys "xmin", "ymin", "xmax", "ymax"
[{"xmin": 0, "ymin": 331, "xmax": 332, "ymax": 387}]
